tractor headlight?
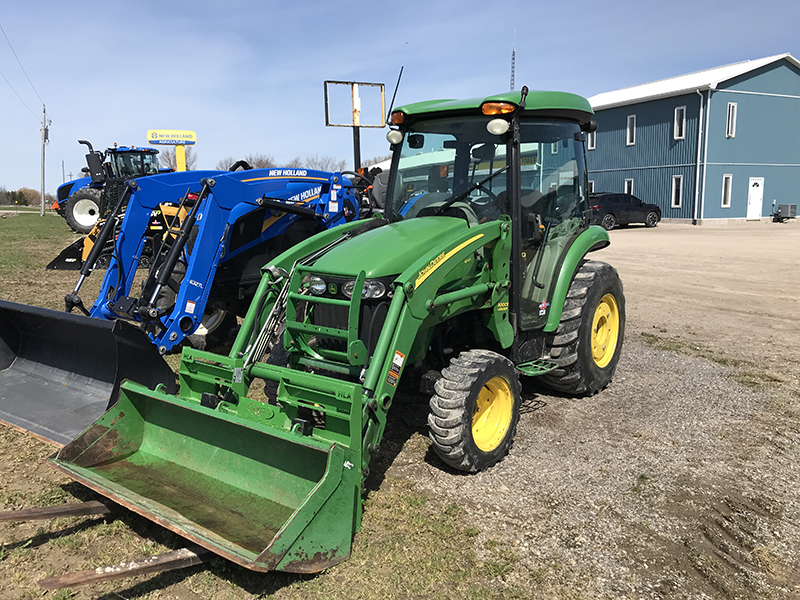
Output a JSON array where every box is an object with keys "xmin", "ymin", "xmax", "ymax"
[
  {"xmin": 343, "ymin": 279, "xmax": 387, "ymax": 299},
  {"xmin": 307, "ymin": 276, "xmax": 327, "ymax": 295}
]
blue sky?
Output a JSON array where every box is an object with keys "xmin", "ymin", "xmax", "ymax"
[{"xmin": 0, "ymin": 0, "xmax": 797, "ymax": 193}]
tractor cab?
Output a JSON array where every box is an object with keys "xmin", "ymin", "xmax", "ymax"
[
  {"xmin": 108, "ymin": 146, "xmax": 161, "ymax": 179},
  {"xmin": 385, "ymin": 89, "xmax": 601, "ymax": 331}
]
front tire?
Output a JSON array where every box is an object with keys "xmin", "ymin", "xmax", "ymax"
[
  {"xmin": 428, "ymin": 350, "xmax": 521, "ymax": 472},
  {"xmin": 645, "ymin": 211, "xmax": 660, "ymax": 227},
  {"xmin": 539, "ymin": 261, "xmax": 625, "ymax": 396},
  {"xmin": 63, "ymin": 188, "xmax": 102, "ymax": 234}
]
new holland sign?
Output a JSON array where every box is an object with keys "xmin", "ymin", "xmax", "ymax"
[{"xmin": 147, "ymin": 130, "xmax": 197, "ymax": 145}]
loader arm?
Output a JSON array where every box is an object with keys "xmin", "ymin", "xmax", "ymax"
[{"xmin": 87, "ymin": 169, "xmax": 358, "ymax": 353}]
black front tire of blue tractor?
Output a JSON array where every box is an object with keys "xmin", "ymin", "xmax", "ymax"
[
  {"xmin": 539, "ymin": 260, "xmax": 625, "ymax": 396},
  {"xmin": 428, "ymin": 350, "xmax": 521, "ymax": 473}
]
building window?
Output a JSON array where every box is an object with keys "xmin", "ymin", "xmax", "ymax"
[
  {"xmin": 671, "ymin": 175, "xmax": 683, "ymax": 208},
  {"xmin": 551, "ymin": 142, "xmax": 559, "ymax": 155},
  {"xmin": 674, "ymin": 106, "xmax": 686, "ymax": 140},
  {"xmin": 588, "ymin": 180, "xmax": 595, "ymax": 193},
  {"xmin": 624, "ymin": 179, "xmax": 634, "ymax": 195},
  {"xmin": 587, "ymin": 130, "xmax": 596, "ymax": 150},
  {"xmin": 721, "ymin": 174, "xmax": 733, "ymax": 208},
  {"xmin": 726, "ymin": 102, "xmax": 737, "ymax": 138},
  {"xmin": 626, "ymin": 115, "xmax": 636, "ymax": 146}
]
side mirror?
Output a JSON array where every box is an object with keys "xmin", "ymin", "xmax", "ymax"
[{"xmin": 408, "ymin": 134, "xmax": 424, "ymax": 149}]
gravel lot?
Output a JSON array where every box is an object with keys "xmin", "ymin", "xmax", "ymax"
[{"xmin": 381, "ymin": 220, "xmax": 800, "ymax": 598}]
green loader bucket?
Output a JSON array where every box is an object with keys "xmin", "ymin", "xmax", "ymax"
[
  {"xmin": 50, "ymin": 377, "xmax": 363, "ymax": 573},
  {"xmin": 0, "ymin": 300, "xmax": 176, "ymax": 446}
]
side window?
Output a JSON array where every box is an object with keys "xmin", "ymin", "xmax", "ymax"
[
  {"xmin": 721, "ymin": 174, "xmax": 733, "ymax": 208},
  {"xmin": 671, "ymin": 175, "xmax": 683, "ymax": 208},
  {"xmin": 674, "ymin": 106, "xmax": 686, "ymax": 140},
  {"xmin": 626, "ymin": 115, "xmax": 636, "ymax": 146},
  {"xmin": 726, "ymin": 103, "xmax": 737, "ymax": 138},
  {"xmin": 624, "ymin": 179, "xmax": 634, "ymax": 195}
]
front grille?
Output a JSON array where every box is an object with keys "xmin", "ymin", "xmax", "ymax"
[{"xmin": 313, "ymin": 301, "xmax": 389, "ymax": 357}]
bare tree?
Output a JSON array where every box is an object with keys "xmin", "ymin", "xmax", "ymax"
[
  {"xmin": 210, "ymin": 153, "xmax": 358, "ymax": 173},
  {"xmin": 304, "ymin": 154, "xmax": 347, "ymax": 172},
  {"xmin": 17, "ymin": 187, "xmax": 41, "ymax": 206},
  {"xmin": 280, "ymin": 157, "xmax": 303, "ymax": 168},
  {"xmin": 158, "ymin": 146, "xmax": 197, "ymax": 171},
  {"xmin": 215, "ymin": 153, "xmax": 277, "ymax": 170}
]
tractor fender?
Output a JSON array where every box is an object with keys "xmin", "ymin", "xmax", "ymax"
[
  {"xmin": 54, "ymin": 176, "xmax": 93, "ymax": 210},
  {"xmin": 543, "ymin": 225, "xmax": 610, "ymax": 332}
]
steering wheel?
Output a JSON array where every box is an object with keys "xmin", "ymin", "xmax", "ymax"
[
  {"xmin": 469, "ymin": 184, "xmax": 503, "ymax": 214},
  {"xmin": 471, "ymin": 184, "xmax": 500, "ymax": 204},
  {"xmin": 341, "ymin": 170, "xmax": 373, "ymax": 190}
]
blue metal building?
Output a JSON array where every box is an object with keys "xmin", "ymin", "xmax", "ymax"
[{"xmin": 586, "ymin": 53, "xmax": 800, "ymax": 223}]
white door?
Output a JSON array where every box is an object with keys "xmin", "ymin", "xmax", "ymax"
[{"xmin": 747, "ymin": 177, "xmax": 764, "ymax": 220}]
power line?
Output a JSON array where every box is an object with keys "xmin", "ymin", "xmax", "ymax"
[
  {"xmin": 0, "ymin": 66, "xmax": 39, "ymax": 121},
  {"xmin": 0, "ymin": 22, "xmax": 44, "ymax": 105}
]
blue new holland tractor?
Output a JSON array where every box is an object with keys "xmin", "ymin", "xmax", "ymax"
[
  {"xmin": 53, "ymin": 140, "xmax": 163, "ymax": 234},
  {"xmin": 66, "ymin": 166, "xmax": 374, "ymax": 353}
]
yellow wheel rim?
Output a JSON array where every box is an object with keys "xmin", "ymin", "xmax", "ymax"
[
  {"xmin": 471, "ymin": 376, "xmax": 513, "ymax": 452},
  {"xmin": 592, "ymin": 293, "xmax": 620, "ymax": 368}
]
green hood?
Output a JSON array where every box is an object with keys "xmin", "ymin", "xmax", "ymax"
[{"xmin": 312, "ymin": 217, "xmax": 471, "ymax": 278}]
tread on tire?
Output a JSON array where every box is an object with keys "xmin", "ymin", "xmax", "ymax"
[{"xmin": 428, "ymin": 349, "xmax": 521, "ymax": 473}]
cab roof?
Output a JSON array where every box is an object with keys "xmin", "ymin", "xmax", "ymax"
[
  {"xmin": 108, "ymin": 146, "xmax": 159, "ymax": 154},
  {"xmin": 394, "ymin": 90, "xmax": 594, "ymax": 124}
]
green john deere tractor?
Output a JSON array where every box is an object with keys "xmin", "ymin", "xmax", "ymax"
[{"xmin": 49, "ymin": 86, "xmax": 624, "ymax": 573}]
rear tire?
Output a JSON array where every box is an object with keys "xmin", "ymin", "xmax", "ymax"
[
  {"xmin": 63, "ymin": 188, "xmax": 102, "ymax": 234},
  {"xmin": 428, "ymin": 350, "xmax": 521, "ymax": 472},
  {"xmin": 539, "ymin": 261, "xmax": 625, "ymax": 396}
]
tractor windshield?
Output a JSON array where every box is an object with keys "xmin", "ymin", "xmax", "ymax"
[
  {"xmin": 112, "ymin": 152, "xmax": 160, "ymax": 178},
  {"xmin": 389, "ymin": 116, "xmax": 587, "ymax": 229}
]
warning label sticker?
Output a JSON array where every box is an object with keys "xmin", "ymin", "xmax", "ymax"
[
  {"xmin": 386, "ymin": 350, "xmax": 405, "ymax": 387},
  {"xmin": 186, "ymin": 300, "xmax": 196, "ymax": 314}
]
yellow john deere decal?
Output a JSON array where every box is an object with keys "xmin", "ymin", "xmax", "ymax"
[{"xmin": 415, "ymin": 234, "xmax": 484, "ymax": 288}]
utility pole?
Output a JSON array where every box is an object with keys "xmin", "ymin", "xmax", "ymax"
[{"xmin": 40, "ymin": 105, "xmax": 49, "ymax": 216}]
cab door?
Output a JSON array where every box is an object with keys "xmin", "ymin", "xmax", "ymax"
[{"xmin": 516, "ymin": 121, "xmax": 587, "ymax": 331}]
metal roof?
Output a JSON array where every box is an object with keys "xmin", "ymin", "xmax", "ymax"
[{"xmin": 589, "ymin": 53, "xmax": 800, "ymax": 110}]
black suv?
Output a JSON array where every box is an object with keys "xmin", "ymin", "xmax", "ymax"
[{"xmin": 589, "ymin": 193, "xmax": 661, "ymax": 230}]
